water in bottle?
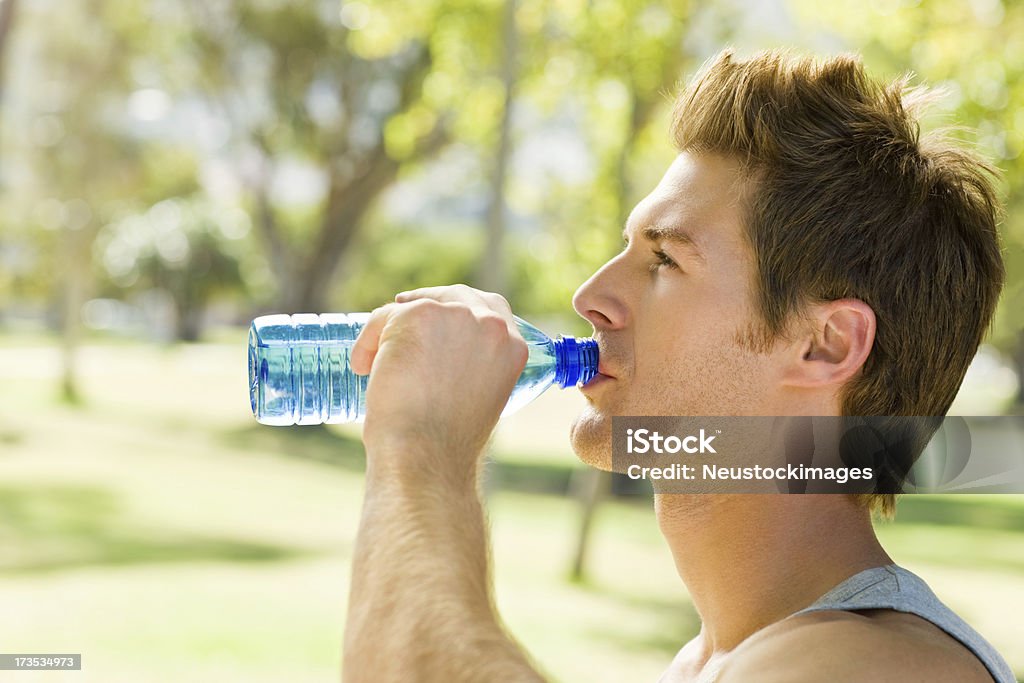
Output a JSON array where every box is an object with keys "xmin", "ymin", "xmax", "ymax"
[{"xmin": 248, "ymin": 313, "xmax": 599, "ymax": 426}]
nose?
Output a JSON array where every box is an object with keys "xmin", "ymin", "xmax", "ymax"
[{"xmin": 572, "ymin": 254, "xmax": 630, "ymax": 331}]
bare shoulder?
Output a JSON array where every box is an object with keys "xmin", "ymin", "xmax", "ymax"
[{"xmin": 717, "ymin": 609, "xmax": 993, "ymax": 683}]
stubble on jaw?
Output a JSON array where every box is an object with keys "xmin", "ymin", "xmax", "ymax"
[{"xmin": 569, "ymin": 403, "xmax": 615, "ymax": 471}]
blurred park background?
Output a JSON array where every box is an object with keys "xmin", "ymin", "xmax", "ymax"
[{"xmin": 1, "ymin": 0, "xmax": 1023, "ymax": 681}]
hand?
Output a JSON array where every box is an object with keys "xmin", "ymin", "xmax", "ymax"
[{"xmin": 350, "ymin": 285, "xmax": 529, "ymax": 481}]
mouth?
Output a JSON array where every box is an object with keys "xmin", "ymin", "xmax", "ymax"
[
  {"xmin": 579, "ymin": 370, "xmax": 615, "ymax": 396},
  {"xmin": 581, "ymin": 339, "xmax": 619, "ymax": 391}
]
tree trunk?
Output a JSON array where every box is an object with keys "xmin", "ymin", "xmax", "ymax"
[
  {"xmin": 59, "ymin": 226, "xmax": 90, "ymax": 403},
  {"xmin": 252, "ymin": 174, "xmax": 293, "ymax": 302},
  {"xmin": 173, "ymin": 292, "xmax": 203, "ymax": 342},
  {"xmin": 291, "ymin": 154, "xmax": 400, "ymax": 312},
  {"xmin": 568, "ymin": 468, "xmax": 610, "ymax": 582},
  {"xmin": 0, "ymin": 0, "xmax": 18, "ymax": 182},
  {"xmin": 476, "ymin": 0, "xmax": 518, "ymax": 295},
  {"xmin": 281, "ymin": 118, "xmax": 448, "ymax": 313}
]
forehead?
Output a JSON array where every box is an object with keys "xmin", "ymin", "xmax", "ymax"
[{"xmin": 626, "ymin": 153, "xmax": 750, "ymax": 255}]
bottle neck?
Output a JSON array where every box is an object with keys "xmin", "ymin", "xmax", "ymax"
[{"xmin": 552, "ymin": 336, "xmax": 599, "ymax": 388}]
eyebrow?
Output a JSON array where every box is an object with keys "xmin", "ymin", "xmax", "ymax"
[{"xmin": 622, "ymin": 224, "xmax": 706, "ymax": 262}]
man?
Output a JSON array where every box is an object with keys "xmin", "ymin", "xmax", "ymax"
[{"xmin": 341, "ymin": 50, "xmax": 1014, "ymax": 682}]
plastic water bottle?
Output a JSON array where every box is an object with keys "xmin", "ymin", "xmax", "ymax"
[{"xmin": 248, "ymin": 313, "xmax": 599, "ymax": 426}]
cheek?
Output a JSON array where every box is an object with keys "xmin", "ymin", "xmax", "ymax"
[{"xmin": 632, "ymin": 309, "xmax": 770, "ymax": 414}]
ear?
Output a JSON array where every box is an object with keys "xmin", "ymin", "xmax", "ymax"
[{"xmin": 781, "ymin": 299, "xmax": 876, "ymax": 389}]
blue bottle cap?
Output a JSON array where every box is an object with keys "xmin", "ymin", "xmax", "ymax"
[{"xmin": 554, "ymin": 336, "xmax": 599, "ymax": 388}]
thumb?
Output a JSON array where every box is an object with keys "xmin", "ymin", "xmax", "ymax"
[{"xmin": 350, "ymin": 304, "xmax": 398, "ymax": 376}]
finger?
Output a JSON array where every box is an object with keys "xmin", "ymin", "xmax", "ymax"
[
  {"xmin": 350, "ymin": 304, "xmax": 397, "ymax": 376},
  {"xmin": 395, "ymin": 283, "xmax": 479, "ymax": 304},
  {"xmin": 479, "ymin": 291, "xmax": 514, "ymax": 316},
  {"xmin": 397, "ymin": 285, "xmax": 515, "ymax": 322},
  {"xmin": 392, "ymin": 286, "xmax": 523, "ymax": 355}
]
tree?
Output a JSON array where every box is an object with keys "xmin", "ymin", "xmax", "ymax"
[
  {"xmin": 474, "ymin": 0, "xmax": 519, "ymax": 295},
  {"xmin": 184, "ymin": 0, "xmax": 456, "ymax": 312},
  {"xmin": 22, "ymin": 0, "xmax": 163, "ymax": 400},
  {"xmin": 99, "ymin": 197, "xmax": 248, "ymax": 341},
  {"xmin": 0, "ymin": 0, "xmax": 18, "ymax": 180}
]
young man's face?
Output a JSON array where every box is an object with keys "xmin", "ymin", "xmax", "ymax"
[{"xmin": 569, "ymin": 152, "xmax": 790, "ymax": 470}]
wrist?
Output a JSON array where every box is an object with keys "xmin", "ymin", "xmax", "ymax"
[{"xmin": 364, "ymin": 438, "xmax": 483, "ymax": 496}]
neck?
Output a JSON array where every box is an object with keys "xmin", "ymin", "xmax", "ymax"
[{"xmin": 656, "ymin": 494, "xmax": 891, "ymax": 657}]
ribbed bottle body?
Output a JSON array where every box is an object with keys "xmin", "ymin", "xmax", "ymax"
[{"xmin": 249, "ymin": 313, "xmax": 370, "ymax": 425}]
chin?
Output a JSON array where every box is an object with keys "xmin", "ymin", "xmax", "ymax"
[{"xmin": 569, "ymin": 405, "xmax": 614, "ymax": 471}]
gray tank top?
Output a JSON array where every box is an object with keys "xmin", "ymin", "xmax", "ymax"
[{"xmin": 791, "ymin": 564, "xmax": 1015, "ymax": 682}]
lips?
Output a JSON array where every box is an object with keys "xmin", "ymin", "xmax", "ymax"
[
  {"xmin": 581, "ymin": 356, "xmax": 617, "ymax": 390},
  {"xmin": 587, "ymin": 338, "xmax": 621, "ymax": 386},
  {"xmin": 597, "ymin": 364, "xmax": 615, "ymax": 379},
  {"xmin": 579, "ymin": 371, "xmax": 613, "ymax": 397}
]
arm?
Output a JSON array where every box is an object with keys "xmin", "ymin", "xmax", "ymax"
[
  {"xmin": 342, "ymin": 286, "xmax": 546, "ymax": 682},
  {"xmin": 344, "ymin": 456, "xmax": 543, "ymax": 681}
]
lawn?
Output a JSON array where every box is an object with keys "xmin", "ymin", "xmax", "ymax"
[{"xmin": 0, "ymin": 333, "xmax": 1021, "ymax": 682}]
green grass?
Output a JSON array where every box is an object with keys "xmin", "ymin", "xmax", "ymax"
[{"xmin": 0, "ymin": 334, "xmax": 1021, "ymax": 681}]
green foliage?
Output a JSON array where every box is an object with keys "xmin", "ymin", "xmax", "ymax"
[
  {"xmin": 6, "ymin": 1, "xmax": 189, "ymax": 316},
  {"xmin": 5, "ymin": 0, "xmax": 703, "ymax": 321},
  {"xmin": 96, "ymin": 197, "xmax": 251, "ymax": 339},
  {"xmin": 510, "ymin": 0, "xmax": 695, "ymax": 308},
  {"xmin": 337, "ymin": 222, "xmax": 483, "ymax": 310}
]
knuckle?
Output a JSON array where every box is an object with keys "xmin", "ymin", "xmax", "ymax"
[
  {"xmin": 484, "ymin": 292, "xmax": 511, "ymax": 312},
  {"xmin": 443, "ymin": 301, "xmax": 475, "ymax": 319},
  {"xmin": 510, "ymin": 334, "xmax": 529, "ymax": 367},
  {"xmin": 364, "ymin": 303, "xmax": 394, "ymax": 329},
  {"xmin": 496, "ymin": 327, "xmax": 529, "ymax": 371},
  {"xmin": 410, "ymin": 298, "xmax": 442, "ymax": 311},
  {"xmin": 478, "ymin": 316, "xmax": 526, "ymax": 370},
  {"xmin": 479, "ymin": 313, "xmax": 509, "ymax": 337},
  {"xmin": 403, "ymin": 298, "xmax": 444, "ymax": 320}
]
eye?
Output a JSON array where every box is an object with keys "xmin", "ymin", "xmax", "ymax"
[{"xmin": 649, "ymin": 248, "xmax": 679, "ymax": 272}]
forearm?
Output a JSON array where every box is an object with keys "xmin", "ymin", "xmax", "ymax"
[{"xmin": 343, "ymin": 450, "xmax": 545, "ymax": 682}]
